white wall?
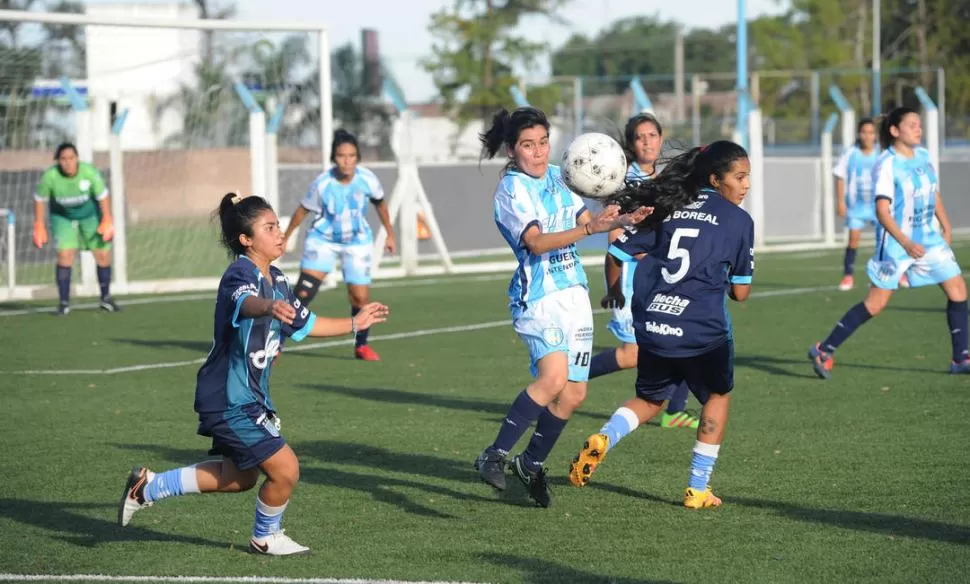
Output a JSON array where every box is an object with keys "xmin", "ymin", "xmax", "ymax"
[{"xmin": 85, "ymin": 2, "xmax": 201, "ymax": 150}]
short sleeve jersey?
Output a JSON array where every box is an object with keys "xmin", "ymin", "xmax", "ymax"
[
  {"xmin": 194, "ymin": 256, "xmax": 317, "ymax": 415},
  {"xmin": 609, "ymin": 190, "xmax": 755, "ymax": 357},
  {"xmin": 300, "ymin": 166, "xmax": 385, "ymax": 245},
  {"xmin": 34, "ymin": 163, "xmax": 108, "ymax": 220}
]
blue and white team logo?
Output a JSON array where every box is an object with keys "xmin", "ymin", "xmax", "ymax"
[
  {"xmin": 646, "ymin": 294, "xmax": 691, "ymax": 316},
  {"xmin": 542, "ymin": 327, "xmax": 565, "ymax": 346},
  {"xmin": 249, "ymin": 330, "xmax": 281, "ymax": 370}
]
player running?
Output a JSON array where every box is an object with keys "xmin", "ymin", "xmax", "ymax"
[
  {"xmin": 809, "ymin": 107, "xmax": 970, "ymax": 376},
  {"xmin": 118, "ymin": 193, "xmax": 389, "ymax": 555},
  {"xmin": 473, "ymin": 107, "xmax": 650, "ymax": 508},
  {"xmin": 834, "ymin": 118, "xmax": 902, "ymax": 290},
  {"xmin": 32, "ymin": 142, "xmax": 119, "ymax": 315},
  {"xmin": 588, "ymin": 113, "xmax": 699, "ymax": 430},
  {"xmin": 569, "ymin": 140, "xmax": 755, "ymax": 509},
  {"xmin": 282, "ymin": 129, "xmax": 396, "ymax": 361}
]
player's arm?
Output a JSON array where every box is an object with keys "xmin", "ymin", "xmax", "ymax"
[
  {"xmin": 88, "ymin": 168, "xmax": 114, "ymax": 241},
  {"xmin": 934, "ymin": 190, "xmax": 952, "ymax": 245},
  {"xmin": 308, "ymin": 302, "xmax": 388, "ymax": 338},
  {"xmin": 32, "ymin": 174, "xmax": 50, "ymax": 248},
  {"xmin": 728, "ymin": 219, "xmax": 755, "ymax": 302},
  {"xmin": 281, "ymin": 204, "xmax": 309, "ymax": 245},
  {"xmin": 873, "ymin": 158, "xmax": 924, "ymax": 259},
  {"xmin": 365, "ymin": 172, "xmax": 396, "ymax": 253},
  {"xmin": 283, "ymin": 179, "xmax": 324, "ymax": 245},
  {"xmin": 520, "ymin": 207, "xmax": 651, "ymax": 256}
]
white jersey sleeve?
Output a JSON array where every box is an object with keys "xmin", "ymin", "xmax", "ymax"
[
  {"xmin": 494, "ymin": 178, "xmax": 539, "ymax": 247},
  {"xmin": 358, "ymin": 167, "xmax": 385, "ymax": 202},
  {"xmin": 300, "ymin": 173, "xmax": 327, "ymax": 213},
  {"xmin": 873, "ymin": 153, "xmax": 895, "ymax": 204},
  {"xmin": 833, "ymin": 148, "xmax": 852, "ymax": 180}
]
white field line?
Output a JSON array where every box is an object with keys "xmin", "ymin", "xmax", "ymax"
[
  {"xmin": 0, "ymin": 274, "xmax": 510, "ymax": 318},
  {"xmin": 6, "ymin": 284, "xmax": 836, "ymax": 376},
  {"xmin": 0, "ymin": 575, "xmax": 486, "ymax": 584}
]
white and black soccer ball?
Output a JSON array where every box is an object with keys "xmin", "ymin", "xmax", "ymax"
[{"xmin": 560, "ymin": 132, "xmax": 628, "ymax": 199}]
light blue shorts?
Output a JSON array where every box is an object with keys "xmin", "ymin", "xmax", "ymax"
[
  {"xmin": 301, "ymin": 238, "xmax": 373, "ymax": 285},
  {"xmin": 867, "ymin": 244, "xmax": 962, "ymax": 290},
  {"xmin": 846, "ymin": 208, "xmax": 877, "ymax": 231},
  {"xmin": 513, "ymin": 287, "xmax": 594, "ymax": 382}
]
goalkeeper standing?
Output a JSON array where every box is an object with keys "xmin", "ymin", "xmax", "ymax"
[{"xmin": 33, "ymin": 142, "xmax": 119, "ymax": 315}]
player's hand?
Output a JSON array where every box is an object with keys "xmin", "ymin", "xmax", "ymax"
[
  {"xmin": 97, "ymin": 216, "xmax": 114, "ymax": 242},
  {"xmin": 837, "ymin": 202, "xmax": 847, "ymax": 218},
  {"xmin": 352, "ymin": 302, "xmax": 389, "ymax": 331},
  {"xmin": 600, "ymin": 291, "xmax": 625, "ymax": 309},
  {"xmin": 269, "ymin": 300, "xmax": 296, "ymax": 325},
  {"xmin": 616, "ymin": 205, "xmax": 653, "ymax": 228},
  {"xmin": 385, "ymin": 234, "xmax": 397, "ymax": 254},
  {"xmin": 32, "ymin": 221, "xmax": 48, "ymax": 249},
  {"xmin": 903, "ymin": 239, "xmax": 925, "ymax": 259},
  {"xmin": 586, "ymin": 205, "xmax": 621, "ymax": 234}
]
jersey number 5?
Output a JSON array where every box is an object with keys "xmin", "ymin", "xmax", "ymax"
[{"xmin": 662, "ymin": 228, "xmax": 700, "ymax": 284}]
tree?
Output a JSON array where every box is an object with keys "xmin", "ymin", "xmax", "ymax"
[
  {"xmin": 422, "ymin": 0, "xmax": 570, "ymax": 126},
  {"xmin": 41, "ymin": 0, "xmax": 85, "ymax": 78}
]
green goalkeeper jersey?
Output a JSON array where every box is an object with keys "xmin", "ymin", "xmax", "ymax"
[{"xmin": 34, "ymin": 163, "xmax": 108, "ymax": 221}]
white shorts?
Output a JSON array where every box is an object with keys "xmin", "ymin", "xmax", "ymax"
[
  {"xmin": 867, "ymin": 243, "xmax": 962, "ymax": 290},
  {"xmin": 301, "ymin": 238, "xmax": 373, "ymax": 285},
  {"xmin": 512, "ymin": 286, "xmax": 594, "ymax": 382}
]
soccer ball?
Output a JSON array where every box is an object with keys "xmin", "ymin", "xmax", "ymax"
[{"xmin": 560, "ymin": 132, "xmax": 628, "ymax": 199}]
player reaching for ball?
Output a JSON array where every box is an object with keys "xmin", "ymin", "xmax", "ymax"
[
  {"xmin": 569, "ymin": 140, "xmax": 755, "ymax": 510},
  {"xmin": 118, "ymin": 193, "xmax": 389, "ymax": 555},
  {"xmin": 473, "ymin": 107, "xmax": 651, "ymax": 508},
  {"xmin": 587, "ymin": 113, "xmax": 699, "ymax": 430}
]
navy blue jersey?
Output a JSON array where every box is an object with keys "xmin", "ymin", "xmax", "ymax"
[
  {"xmin": 609, "ymin": 189, "xmax": 754, "ymax": 357},
  {"xmin": 194, "ymin": 256, "xmax": 317, "ymax": 415}
]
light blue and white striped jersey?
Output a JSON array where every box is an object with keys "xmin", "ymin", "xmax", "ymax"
[
  {"xmin": 616, "ymin": 162, "xmax": 652, "ymax": 303},
  {"xmin": 834, "ymin": 146, "xmax": 879, "ymax": 213},
  {"xmin": 873, "ymin": 147, "xmax": 944, "ymax": 260},
  {"xmin": 300, "ymin": 166, "xmax": 385, "ymax": 245},
  {"xmin": 494, "ymin": 165, "xmax": 589, "ymax": 318}
]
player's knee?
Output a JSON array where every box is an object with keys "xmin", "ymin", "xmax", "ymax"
[
  {"xmin": 533, "ymin": 371, "xmax": 568, "ymax": 400},
  {"xmin": 237, "ymin": 469, "xmax": 261, "ymax": 492},
  {"xmin": 559, "ymin": 382, "xmax": 588, "ymax": 412},
  {"xmin": 294, "ymin": 272, "xmax": 323, "ymax": 304},
  {"xmin": 348, "ymin": 288, "xmax": 369, "ymax": 307},
  {"xmin": 616, "ymin": 344, "xmax": 638, "ymax": 369}
]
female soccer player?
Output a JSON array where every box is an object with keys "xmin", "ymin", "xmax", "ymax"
[
  {"xmin": 474, "ymin": 106, "xmax": 651, "ymax": 508},
  {"xmin": 835, "ymin": 118, "xmax": 890, "ymax": 291},
  {"xmin": 588, "ymin": 113, "xmax": 699, "ymax": 430},
  {"xmin": 569, "ymin": 140, "xmax": 755, "ymax": 510},
  {"xmin": 118, "ymin": 193, "xmax": 389, "ymax": 555},
  {"xmin": 809, "ymin": 107, "xmax": 970, "ymax": 376},
  {"xmin": 32, "ymin": 142, "xmax": 118, "ymax": 315},
  {"xmin": 281, "ymin": 129, "xmax": 396, "ymax": 361}
]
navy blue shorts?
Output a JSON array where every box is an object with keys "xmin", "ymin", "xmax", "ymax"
[
  {"xmin": 635, "ymin": 340, "xmax": 734, "ymax": 404},
  {"xmin": 197, "ymin": 403, "xmax": 286, "ymax": 471}
]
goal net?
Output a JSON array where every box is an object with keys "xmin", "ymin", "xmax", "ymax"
[{"xmin": 0, "ymin": 5, "xmax": 330, "ymax": 300}]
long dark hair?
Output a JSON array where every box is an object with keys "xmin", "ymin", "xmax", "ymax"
[
  {"xmin": 479, "ymin": 107, "xmax": 550, "ymax": 171},
  {"xmin": 214, "ymin": 193, "xmax": 274, "ymax": 256},
  {"xmin": 879, "ymin": 107, "xmax": 918, "ymax": 150},
  {"xmin": 330, "ymin": 129, "xmax": 360, "ymax": 163},
  {"xmin": 610, "ymin": 140, "xmax": 749, "ymax": 228},
  {"xmin": 623, "ymin": 113, "xmax": 663, "ymax": 168}
]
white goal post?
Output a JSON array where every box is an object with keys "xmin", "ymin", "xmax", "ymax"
[{"xmin": 0, "ymin": 7, "xmax": 333, "ymax": 301}]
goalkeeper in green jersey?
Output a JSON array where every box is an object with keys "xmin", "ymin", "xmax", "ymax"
[{"xmin": 32, "ymin": 142, "xmax": 119, "ymax": 315}]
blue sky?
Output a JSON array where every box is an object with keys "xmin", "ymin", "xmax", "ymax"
[{"xmin": 85, "ymin": 0, "xmax": 787, "ymax": 102}]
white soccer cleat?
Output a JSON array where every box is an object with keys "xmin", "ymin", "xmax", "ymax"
[
  {"xmin": 118, "ymin": 467, "xmax": 155, "ymax": 527},
  {"xmin": 249, "ymin": 529, "xmax": 311, "ymax": 556}
]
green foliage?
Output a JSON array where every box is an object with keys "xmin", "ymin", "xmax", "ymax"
[{"xmin": 422, "ymin": 0, "xmax": 569, "ymax": 126}]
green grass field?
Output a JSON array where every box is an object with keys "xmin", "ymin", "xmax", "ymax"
[{"xmin": 2, "ymin": 244, "xmax": 970, "ymax": 584}]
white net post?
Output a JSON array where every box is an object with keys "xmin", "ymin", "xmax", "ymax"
[
  {"xmin": 915, "ymin": 87, "xmax": 940, "ymax": 172},
  {"xmin": 829, "ymin": 85, "xmax": 856, "ymax": 153},
  {"xmin": 746, "ymin": 108, "xmax": 765, "ymax": 249},
  {"xmin": 59, "ymin": 76, "xmax": 99, "ymax": 295},
  {"xmin": 234, "ymin": 83, "xmax": 267, "ymax": 202},
  {"xmin": 0, "ymin": 209, "xmax": 15, "ymax": 296},
  {"xmin": 820, "ymin": 112, "xmax": 839, "ymax": 247},
  {"xmin": 265, "ymin": 100, "xmax": 284, "ymax": 213},
  {"xmin": 109, "ymin": 108, "xmax": 129, "ymax": 292}
]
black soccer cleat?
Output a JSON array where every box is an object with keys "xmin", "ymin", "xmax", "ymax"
[
  {"xmin": 100, "ymin": 297, "xmax": 121, "ymax": 312},
  {"xmin": 475, "ymin": 448, "xmax": 508, "ymax": 491},
  {"xmin": 56, "ymin": 302, "xmax": 71, "ymax": 316},
  {"xmin": 510, "ymin": 454, "xmax": 552, "ymax": 508}
]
